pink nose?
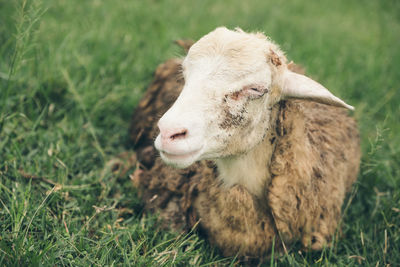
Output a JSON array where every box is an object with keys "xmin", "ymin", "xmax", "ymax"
[{"xmin": 159, "ymin": 125, "xmax": 188, "ymax": 146}]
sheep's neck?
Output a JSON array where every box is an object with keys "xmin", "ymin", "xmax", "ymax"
[
  {"xmin": 214, "ymin": 102, "xmax": 282, "ymax": 197},
  {"xmin": 215, "ymin": 131, "xmax": 277, "ymax": 198}
]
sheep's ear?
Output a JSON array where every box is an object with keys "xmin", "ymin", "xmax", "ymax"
[
  {"xmin": 174, "ymin": 39, "xmax": 195, "ymax": 54},
  {"xmin": 281, "ymin": 70, "xmax": 354, "ymax": 110}
]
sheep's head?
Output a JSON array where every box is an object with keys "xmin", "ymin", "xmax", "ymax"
[{"xmin": 154, "ymin": 27, "xmax": 353, "ymax": 168}]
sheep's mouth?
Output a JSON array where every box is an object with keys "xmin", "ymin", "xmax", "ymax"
[
  {"xmin": 159, "ymin": 148, "xmax": 203, "ymax": 168},
  {"xmin": 161, "ymin": 149, "xmax": 200, "ymax": 160}
]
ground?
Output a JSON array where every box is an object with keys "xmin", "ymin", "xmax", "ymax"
[{"xmin": 0, "ymin": 0, "xmax": 399, "ymax": 266}]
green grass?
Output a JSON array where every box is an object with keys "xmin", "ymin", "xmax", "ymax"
[{"xmin": 0, "ymin": 0, "xmax": 399, "ymax": 265}]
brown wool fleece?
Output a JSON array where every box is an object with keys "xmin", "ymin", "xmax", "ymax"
[{"xmin": 129, "ymin": 43, "xmax": 360, "ymax": 258}]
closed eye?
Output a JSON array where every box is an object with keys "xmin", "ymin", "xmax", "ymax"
[
  {"xmin": 244, "ymin": 84, "xmax": 268, "ymax": 99},
  {"xmin": 227, "ymin": 85, "xmax": 268, "ymax": 101}
]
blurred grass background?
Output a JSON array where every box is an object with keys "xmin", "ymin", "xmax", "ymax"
[{"xmin": 0, "ymin": 0, "xmax": 399, "ymax": 265}]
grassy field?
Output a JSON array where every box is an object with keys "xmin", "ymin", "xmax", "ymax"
[{"xmin": 1, "ymin": 0, "xmax": 399, "ymax": 265}]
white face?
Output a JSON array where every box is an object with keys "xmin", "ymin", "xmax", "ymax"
[
  {"xmin": 154, "ymin": 27, "xmax": 354, "ymax": 168},
  {"xmin": 154, "ymin": 28, "xmax": 277, "ymax": 168}
]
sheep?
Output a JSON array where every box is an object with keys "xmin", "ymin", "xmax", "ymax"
[{"xmin": 130, "ymin": 28, "xmax": 361, "ymax": 258}]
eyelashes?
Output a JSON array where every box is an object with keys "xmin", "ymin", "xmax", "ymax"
[
  {"xmin": 227, "ymin": 84, "xmax": 269, "ymax": 101},
  {"xmin": 243, "ymin": 84, "xmax": 269, "ymax": 99}
]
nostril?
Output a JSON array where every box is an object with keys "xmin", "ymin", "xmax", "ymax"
[{"xmin": 169, "ymin": 129, "xmax": 187, "ymax": 140}]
